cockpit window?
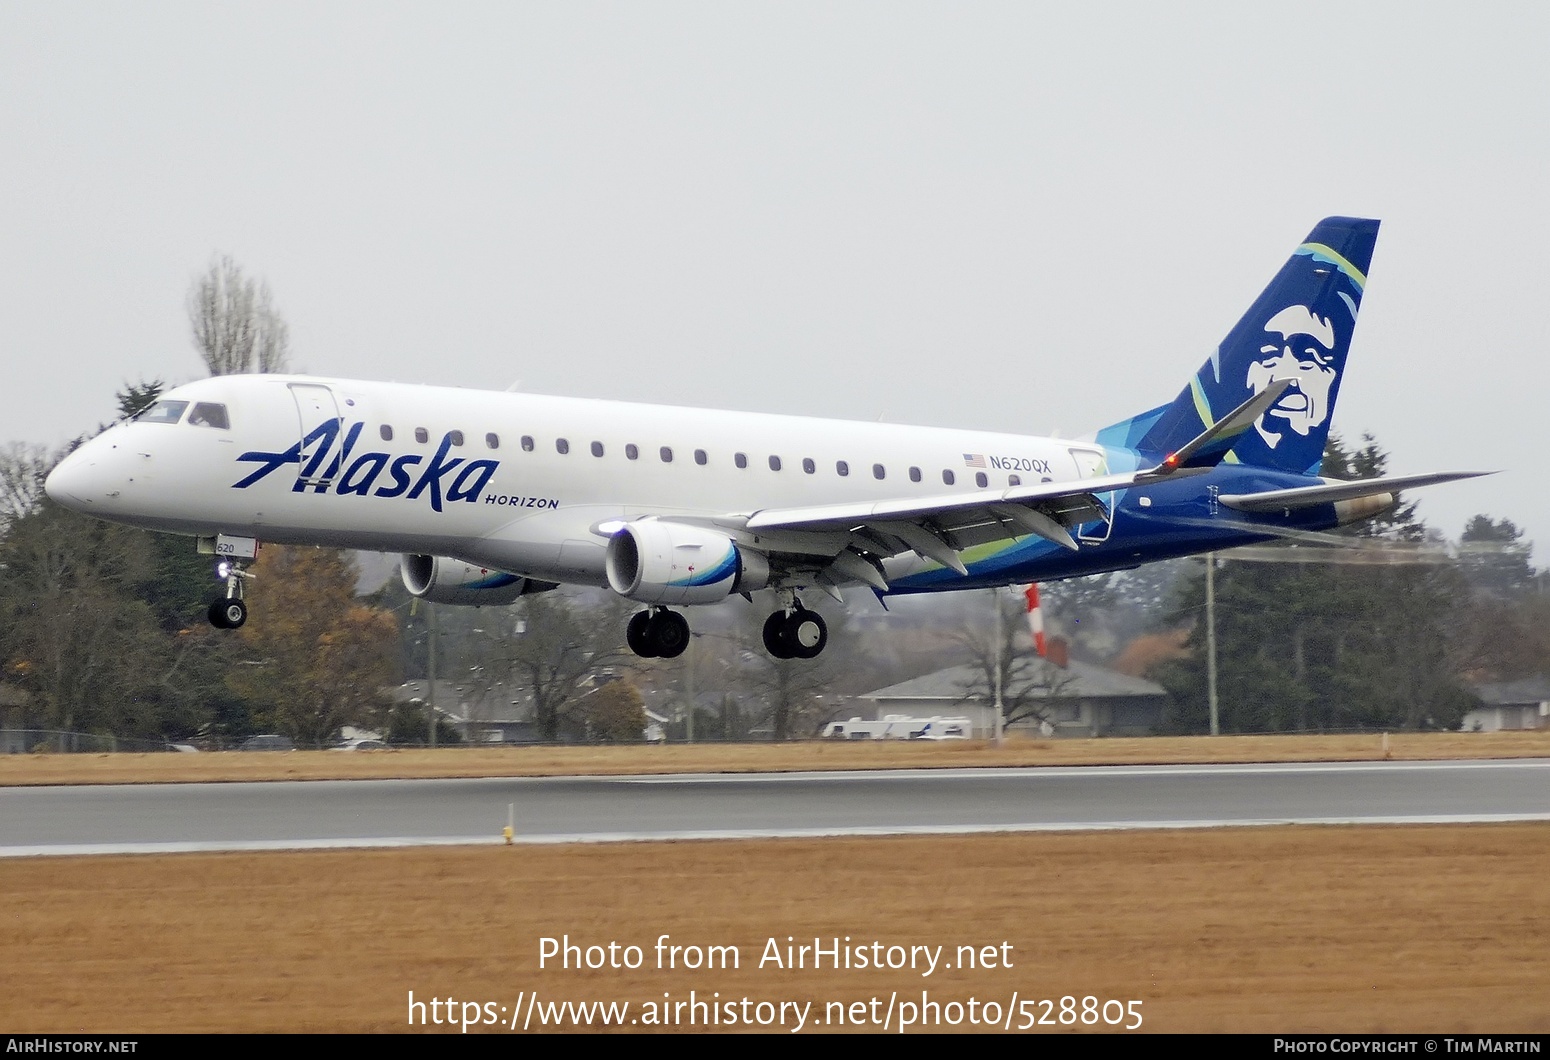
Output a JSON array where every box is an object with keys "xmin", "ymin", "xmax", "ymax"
[
  {"xmin": 136, "ymin": 400, "xmax": 188, "ymax": 424},
  {"xmin": 188, "ymin": 403, "xmax": 230, "ymax": 429}
]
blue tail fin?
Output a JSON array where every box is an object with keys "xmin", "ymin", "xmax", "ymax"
[{"xmin": 1097, "ymin": 217, "xmax": 1379, "ymax": 476}]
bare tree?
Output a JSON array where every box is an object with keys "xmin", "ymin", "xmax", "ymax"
[
  {"xmin": 187, "ymin": 255, "xmax": 291, "ymax": 375},
  {"xmin": 730, "ymin": 603, "xmax": 851, "ymax": 740},
  {"xmin": 953, "ymin": 591, "xmax": 1074, "ymax": 732},
  {"xmin": 0, "ymin": 442, "xmax": 54, "ymax": 530},
  {"xmin": 457, "ymin": 589, "xmax": 638, "ymax": 742}
]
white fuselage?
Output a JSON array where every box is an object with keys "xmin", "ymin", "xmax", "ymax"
[{"xmin": 46, "ymin": 374, "xmax": 1108, "ymax": 588}]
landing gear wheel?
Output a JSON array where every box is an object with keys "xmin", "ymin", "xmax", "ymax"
[
  {"xmin": 784, "ymin": 608, "xmax": 827, "ymax": 660},
  {"xmin": 647, "ymin": 610, "xmax": 690, "ymax": 658},
  {"xmin": 763, "ymin": 611, "xmax": 794, "ymax": 659},
  {"xmin": 208, "ymin": 598, "xmax": 247, "ymax": 630},
  {"xmin": 644, "ymin": 607, "xmax": 688, "ymax": 657},
  {"xmin": 626, "ymin": 610, "xmax": 657, "ymax": 658}
]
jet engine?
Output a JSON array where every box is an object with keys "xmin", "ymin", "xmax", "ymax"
[
  {"xmin": 1333, "ymin": 493, "xmax": 1396, "ymax": 526},
  {"xmin": 401, "ymin": 554, "xmax": 532, "ymax": 605},
  {"xmin": 605, "ymin": 521, "xmax": 770, "ymax": 605}
]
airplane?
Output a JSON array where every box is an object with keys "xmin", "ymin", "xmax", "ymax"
[{"xmin": 44, "ymin": 216, "xmax": 1488, "ymax": 661}]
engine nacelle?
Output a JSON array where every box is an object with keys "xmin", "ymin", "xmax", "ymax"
[
  {"xmin": 401, "ymin": 554, "xmax": 531, "ymax": 606},
  {"xmin": 1333, "ymin": 492, "xmax": 1396, "ymax": 526},
  {"xmin": 605, "ymin": 521, "xmax": 770, "ymax": 605}
]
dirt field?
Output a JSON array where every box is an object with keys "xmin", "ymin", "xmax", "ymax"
[
  {"xmin": 2, "ymin": 824, "xmax": 1546, "ymax": 1034},
  {"xmin": 4, "ymin": 729, "xmax": 1549, "ymax": 786}
]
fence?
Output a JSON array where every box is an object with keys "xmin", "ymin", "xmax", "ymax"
[{"xmin": 0, "ymin": 729, "xmax": 183, "ymax": 754}]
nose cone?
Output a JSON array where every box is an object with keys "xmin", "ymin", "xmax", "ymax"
[{"xmin": 44, "ymin": 445, "xmax": 100, "ymax": 511}]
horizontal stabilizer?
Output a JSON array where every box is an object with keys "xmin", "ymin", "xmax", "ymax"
[{"xmin": 1220, "ymin": 471, "xmax": 1494, "ymax": 513}]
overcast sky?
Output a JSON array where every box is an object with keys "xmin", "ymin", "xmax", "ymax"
[{"xmin": 3, "ymin": 3, "xmax": 1545, "ymax": 556}]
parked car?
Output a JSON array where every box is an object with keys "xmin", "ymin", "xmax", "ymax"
[{"xmin": 238, "ymin": 734, "xmax": 295, "ymax": 751}]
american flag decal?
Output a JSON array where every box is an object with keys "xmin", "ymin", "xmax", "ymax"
[{"xmin": 963, "ymin": 453, "xmax": 986, "ymax": 468}]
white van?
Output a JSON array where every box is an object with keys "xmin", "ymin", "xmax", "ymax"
[{"xmin": 822, "ymin": 715, "xmax": 973, "ymax": 740}]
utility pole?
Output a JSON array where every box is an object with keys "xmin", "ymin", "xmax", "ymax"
[
  {"xmin": 684, "ymin": 633, "xmax": 695, "ymax": 744},
  {"xmin": 427, "ymin": 602, "xmax": 439, "ymax": 749},
  {"xmin": 1205, "ymin": 553, "xmax": 1219, "ymax": 736},
  {"xmin": 992, "ymin": 588, "xmax": 1005, "ymax": 745}
]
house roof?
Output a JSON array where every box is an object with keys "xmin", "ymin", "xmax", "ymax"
[
  {"xmin": 857, "ymin": 656, "xmax": 1167, "ymax": 702},
  {"xmin": 1472, "ymin": 675, "xmax": 1550, "ymax": 706}
]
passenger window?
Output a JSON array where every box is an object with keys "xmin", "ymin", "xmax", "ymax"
[
  {"xmin": 942, "ymin": 469, "xmax": 955, "ymax": 485},
  {"xmin": 975, "ymin": 472, "xmax": 988, "ymax": 488},
  {"xmin": 135, "ymin": 399, "xmax": 188, "ymax": 424},
  {"xmin": 660, "ymin": 446, "xmax": 673, "ymax": 463},
  {"xmin": 735, "ymin": 453, "xmax": 748, "ymax": 469},
  {"xmin": 381, "ymin": 425, "xmax": 394, "ymax": 442},
  {"xmin": 802, "ymin": 458, "xmax": 815, "ymax": 474},
  {"xmin": 694, "ymin": 449, "xmax": 708, "ymax": 466},
  {"xmin": 188, "ymin": 403, "xmax": 230, "ymax": 429},
  {"xmin": 626, "ymin": 444, "xmax": 639, "ymax": 460},
  {"xmin": 909, "ymin": 466, "xmax": 921, "ymax": 483},
  {"xmin": 1008, "ymin": 474, "xmax": 1021, "ymax": 486},
  {"xmin": 556, "ymin": 438, "xmax": 570, "ymax": 455},
  {"xmin": 591, "ymin": 441, "xmax": 605, "ymax": 457},
  {"xmin": 873, "ymin": 463, "xmax": 886, "ymax": 480},
  {"xmin": 768, "ymin": 455, "xmax": 782, "ymax": 472},
  {"xmin": 415, "ymin": 428, "xmax": 429, "ymax": 443},
  {"xmin": 836, "ymin": 460, "xmax": 849, "ymax": 477},
  {"xmin": 485, "ymin": 433, "xmax": 499, "ymax": 449},
  {"xmin": 448, "ymin": 430, "xmax": 464, "ymax": 446},
  {"xmin": 521, "ymin": 435, "xmax": 535, "ymax": 452}
]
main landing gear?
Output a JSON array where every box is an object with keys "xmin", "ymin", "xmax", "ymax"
[
  {"xmin": 625, "ymin": 598, "xmax": 829, "ymax": 661},
  {"xmin": 627, "ymin": 608, "xmax": 691, "ymax": 658},
  {"xmin": 762, "ymin": 604, "xmax": 827, "ymax": 660},
  {"xmin": 207, "ymin": 559, "xmax": 251, "ymax": 630}
]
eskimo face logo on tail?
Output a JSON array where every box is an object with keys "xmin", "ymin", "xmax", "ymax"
[
  {"xmin": 232, "ymin": 420, "xmax": 499, "ymax": 513},
  {"xmin": 1248, "ymin": 305, "xmax": 1338, "ymax": 448}
]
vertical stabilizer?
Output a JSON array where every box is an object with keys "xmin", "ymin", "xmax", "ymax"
[{"xmin": 1099, "ymin": 217, "xmax": 1379, "ymax": 475}]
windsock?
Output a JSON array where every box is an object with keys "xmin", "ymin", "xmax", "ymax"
[{"xmin": 1022, "ymin": 583, "xmax": 1046, "ymax": 657}]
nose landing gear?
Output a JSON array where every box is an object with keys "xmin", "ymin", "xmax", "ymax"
[
  {"xmin": 208, "ymin": 597, "xmax": 248, "ymax": 630},
  {"xmin": 207, "ymin": 559, "xmax": 252, "ymax": 630}
]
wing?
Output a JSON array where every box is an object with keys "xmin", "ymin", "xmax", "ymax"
[
  {"xmin": 737, "ymin": 471, "xmax": 1146, "ymax": 576},
  {"xmin": 698, "ymin": 382, "xmax": 1298, "ymax": 591}
]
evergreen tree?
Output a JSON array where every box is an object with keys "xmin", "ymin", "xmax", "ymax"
[
  {"xmin": 116, "ymin": 379, "xmax": 163, "ymax": 421},
  {"xmin": 0, "ymin": 495, "xmax": 174, "ymax": 738},
  {"xmin": 1458, "ymin": 515, "xmax": 1535, "ymax": 599},
  {"xmin": 1154, "ymin": 433, "xmax": 1471, "ymax": 732}
]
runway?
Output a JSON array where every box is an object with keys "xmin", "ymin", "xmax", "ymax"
[{"xmin": 3, "ymin": 758, "xmax": 1548, "ymax": 856}]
